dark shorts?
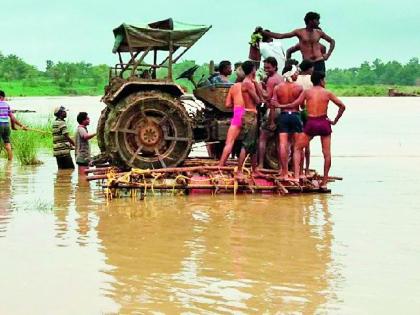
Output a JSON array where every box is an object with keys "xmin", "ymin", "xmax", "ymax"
[
  {"xmin": 0, "ymin": 124, "xmax": 11, "ymax": 144},
  {"xmin": 276, "ymin": 112, "xmax": 303, "ymax": 134},
  {"xmin": 313, "ymin": 60, "xmax": 326, "ymax": 74},
  {"xmin": 56, "ymin": 155, "xmax": 75, "ymax": 169},
  {"xmin": 304, "ymin": 116, "xmax": 332, "ymax": 137},
  {"xmin": 241, "ymin": 111, "xmax": 258, "ymax": 154}
]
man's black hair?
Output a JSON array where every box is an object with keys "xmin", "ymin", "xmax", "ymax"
[
  {"xmin": 264, "ymin": 57, "xmax": 278, "ymax": 70},
  {"xmin": 311, "ymin": 71, "xmax": 325, "ymax": 86},
  {"xmin": 242, "ymin": 60, "xmax": 255, "ymax": 75},
  {"xmin": 299, "ymin": 59, "xmax": 314, "ymax": 72},
  {"xmin": 77, "ymin": 112, "xmax": 88, "ymax": 124},
  {"xmin": 218, "ymin": 60, "xmax": 231, "ymax": 74},
  {"xmin": 262, "ymin": 29, "xmax": 272, "ymax": 42},
  {"xmin": 304, "ymin": 12, "xmax": 320, "ymax": 25},
  {"xmin": 0, "ymin": 90, "xmax": 5, "ymax": 98},
  {"xmin": 282, "ymin": 64, "xmax": 293, "ymax": 75}
]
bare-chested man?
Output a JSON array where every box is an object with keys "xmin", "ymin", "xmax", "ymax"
[
  {"xmin": 257, "ymin": 57, "xmax": 283, "ymax": 170},
  {"xmin": 236, "ymin": 60, "xmax": 263, "ymax": 172},
  {"xmin": 261, "ymin": 12, "xmax": 335, "ymax": 74},
  {"xmin": 218, "ymin": 70, "xmax": 245, "ymax": 166},
  {"xmin": 284, "ymin": 72, "xmax": 346, "ymax": 189},
  {"xmin": 271, "ymin": 64, "xmax": 303, "ymax": 179}
]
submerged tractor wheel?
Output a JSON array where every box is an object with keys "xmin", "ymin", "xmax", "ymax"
[{"xmin": 104, "ymin": 91, "xmax": 193, "ymax": 169}]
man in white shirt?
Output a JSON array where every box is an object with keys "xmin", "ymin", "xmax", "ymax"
[{"xmin": 259, "ymin": 36, "xmax": 286, "ymax": 73}]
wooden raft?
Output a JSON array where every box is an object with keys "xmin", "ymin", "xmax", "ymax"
[{"xmin": 86, "ymin": 158, "xmax": 342, "ymax": 200}]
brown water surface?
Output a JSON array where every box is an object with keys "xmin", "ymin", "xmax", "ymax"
[{"xmin": 1, "ymin": 97, "xmax": 420, "ymax": 314}]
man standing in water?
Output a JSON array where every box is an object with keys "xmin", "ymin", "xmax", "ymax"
[
  {"xmin": 0, "ymin": 90, "xmax": 28, "ymax": 161},
  {"xmin": 285, "ymin": 72, "xmax": 346, "ymax": 189},
  {"xmin": 260, "ymin": 12, "xmax": 335, "ymax": 74},
  {"xmin": 237, "ymin": 60, "xmax": 263, "ymax": 173},
  {"xmin": 271, "ymin": 65, "xmax": 303, "ymax": 179},
  {"xmin": 75, "ymin": 112, "xmax": 96, "ymax": 168},
  {"xmin": 52, "ymin": 106, "xmax": 75, "ymax": 169}
]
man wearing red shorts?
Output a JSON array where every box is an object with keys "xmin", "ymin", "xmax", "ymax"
[{"xmin": 283, "ymin": 72, "xmax": 346, "ymax": 189}]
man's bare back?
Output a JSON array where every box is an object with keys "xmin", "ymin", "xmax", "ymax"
[
  {"xmin": 274, "ymin": 82, "xmax": 303, "ymax": 111},
  {"xmin": 225, "ymin": 83, "xmax": 244, "ymax": 108},
  {"xmin": 242, "ymin": 77, "xmax": 259, "ymax": 112}
]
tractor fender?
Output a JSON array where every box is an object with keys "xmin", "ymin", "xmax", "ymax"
[{"xmin": 107, "ymin": 81, "xmax": 185, "ymax": 105}]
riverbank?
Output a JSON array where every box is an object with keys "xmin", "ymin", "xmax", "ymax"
[{"xmin": 2, "ymin": 79, "xmax": 419, "ymax": 97}]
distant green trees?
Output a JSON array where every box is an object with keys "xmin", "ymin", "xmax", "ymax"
[
  {"xmin": 0, "ymin": 52, "xmax": 109, "ymax": 91},
  {"xmin": 0, "ymin": 50, "xmax": 418, "ymax": 96},
  {"xmin": 327, "ymin": 58, "xmax": 420, "ymax": 86}
]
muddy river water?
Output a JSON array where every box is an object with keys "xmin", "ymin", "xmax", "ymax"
[{"xmin": 1, "ymin": 97, "xmax": 420, "ymax": 314}]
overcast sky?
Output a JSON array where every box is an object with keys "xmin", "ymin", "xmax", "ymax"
[{"xmin": 0, "ymin": 0, "xmax": 418, "ymax": 70}]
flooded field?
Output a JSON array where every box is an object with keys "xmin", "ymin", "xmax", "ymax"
[{"xmin": 1, "ymin": 97, "xmax": 420, "ymax": 314}]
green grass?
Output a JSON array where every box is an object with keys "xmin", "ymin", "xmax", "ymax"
[
  {"xmin": 0, "ymin": 115, "xmax": 76, "ymax": 165},
  {"xmin": 10, "ymin": 130, "xmax": 43, "ymax": 165},
  {"xmin": 328, "ymin": 84, "xmax": 420, "ymax": 96},
  {"xmin": 0, "ymin": 79, "xmax": 104, "ymax": 97},
  {"xmin": 2, "ymin": 77, "xmax": 419, "ymax": 97}
]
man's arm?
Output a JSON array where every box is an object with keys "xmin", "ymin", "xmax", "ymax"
[
  {"xmin": 320, "ymin": 31, "xmax": 335, "ymax": 61},
  {"xmin": 78, "ymin": 126, "xmax": 96, "ymax": 141},
  {"xmin": 61, "ymin": 124, "xmax": 75, "ymax": 146},
  {"xmin": 64, "ymin": 133, "xmax": 75, "ymax": 147},
  {"xmin": 286, "ymin": 44, "xmax": 300, "ymax": 60},
  {"xmin": 242, "ymin": 81, "xmax": 261, "ymax": 104},
  {"xmin": 262, "ymin": 29, "xmax": 297, "ymax": 40},
  {"xmin": 328, "ymin": 92, "xmax": 345, "ymax": 125},
  {"xmin": 225, "ymin": 87, "xmax": 234, "ymax": 108},
  {"xmin": 273, "ymin": 90, "xmax": 306, "ymax": 109},
  {"xmin": 9, "ymin": 112, "xmax": 27, "ymax": 130}
]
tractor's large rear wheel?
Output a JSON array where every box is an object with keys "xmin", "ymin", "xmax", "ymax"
[{"xmin": 104, "ymin": 91, "xmax": 193, "ymax": 169}]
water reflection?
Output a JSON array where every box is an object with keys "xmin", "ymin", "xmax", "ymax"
[
  {"xmin": 53, "ymin": 169, "xmax": 74, "ymax": 243},
  {"xmin": 0, "ymin": 162, "xmax": 13, "ymax": 237},
  {"xmin": 95, "ymin": 194, "xmax": 338, "ymax": 313}
]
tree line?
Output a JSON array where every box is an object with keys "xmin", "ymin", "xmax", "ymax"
[
  {"xmin": 326, "ymin": 58, "xmax": 419, "ymax": 86},
  {"xmin": 0, "ymin": 52, "xmax": 109, "ymax": 88},
  {"xmin": 0, "ymin": 51, "xmax": 418, "ymax": 89}
]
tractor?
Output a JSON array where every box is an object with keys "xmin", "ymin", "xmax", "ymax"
[{"xmin": 98, "ymin": 18, "xmax": 278, "ymax": 169}]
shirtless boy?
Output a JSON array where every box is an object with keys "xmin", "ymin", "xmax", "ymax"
[
  {"xmin": 236, "ymin": 60, "xmax": 263, "ymax": 172},
  {"xmin": 285, "ymin": 72, "xmax": 346, "ymax": 188},
  {"xmin": 271, "ymin": 65, "xmax": 303, "ymax": 179},
  {"xmin": 261, "ymin": 12, "xmax": 335, "ymax": 74},
  {"xmin": 218, "ymin": 70, "xmax": 245, "ymax": 166}
]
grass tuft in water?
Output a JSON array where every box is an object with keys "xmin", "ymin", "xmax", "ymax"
[{"xmin": 10, "ymin": 130, "xmax": 43, "ymax": 165}]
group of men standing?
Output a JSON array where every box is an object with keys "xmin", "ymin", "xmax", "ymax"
[{"xmin": 219, "ymin": 11, "xmax": 346, "ymax": 189}]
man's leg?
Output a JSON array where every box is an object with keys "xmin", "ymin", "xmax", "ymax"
[
  {"xmin": 5, "ymin": 143, "xmax": 13, "ymax": 161},
  {"xmin": 219, "ymin": 126, "xmax": 241, "ymax": 166},
  {"xmin": 293, "ymin": 133, "xmax": 310, "ymax": 181},
  {"xmin": 278, "ymin": 133, "xmax": 289, "ymax": 178},
  {"xmin": 2, "ymin": 126, "xmax": 13, "ymax": 160},
  {"xmin": 257, "ymin": 129, "xmax": 268, "ymax": 169},
  {"xmin": 237, "ymin": 148, "xmax": 247, "ymax": 171},
  {"xmin": 304, "ymin": 144, "xmax": 311, "ymax": 174},
  {"xmin": 320, "ymin": 135, "xmax": 331, "ymax": 187}
]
